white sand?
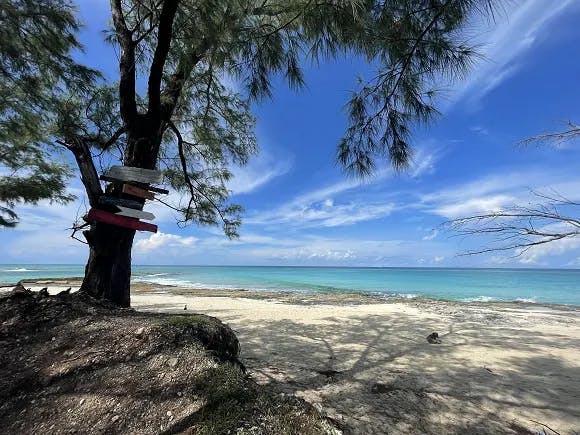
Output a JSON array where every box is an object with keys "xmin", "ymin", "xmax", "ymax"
[
  {"xmin": 132, "ymin": 292, "xmax": 580, "ymax": 434},
  {"xmin": 7, "ymin": 282, "xmax": 580, "ymax": 433}
]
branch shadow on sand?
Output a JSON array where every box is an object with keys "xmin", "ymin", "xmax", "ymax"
[{"xmin": 230, "ymin": 312, "xmax": 580, "ymax": 434}]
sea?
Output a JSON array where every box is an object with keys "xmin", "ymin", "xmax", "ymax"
[{"xmin": 1, "ymin": 264, "xmax": 579, "ymax": 306}]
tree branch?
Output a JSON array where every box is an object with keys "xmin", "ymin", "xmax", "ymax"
[
  {"xmin": 161, "ymin": 40, "xmax": 210, "ymax": 120},
  {"xmin": 445, "ymin": 192, "xmax": 580, "ymax": 257},
  {"xmin": 57, "ymin": 138, "xmax": 103, "ymax": 207},
  {"xmin": 147, "ymin": 0, "xmax": 179, "ymax": 117},
  {"xmin": 110, "ymin": 0, "xmax": 137, "ymax": 122},
  {"xmin": 167, "ymin": 121, "xmax": 230, "ymax": 226}
]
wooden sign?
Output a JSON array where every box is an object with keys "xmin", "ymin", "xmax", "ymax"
[
  {"xmin": 86, "ymin": 208, "xmax": 157, "ymax": 233},
  {"xmin": 99, "ymin": 195, "xmax": 143, "ymax": 210},
  {"xmin": 101, "ymin": 175, "xmax": 169, "ymax": 194},
  {"xmin": 104, "ymin": 166, "xmax": 163, "ymax": 184},
  {"xmin": 114, "ymin": 205, "xmax": 155, "ymax": 221},
  {"xmin": 121, "ymin": 184, "xmax": 155, "ymax": 200}
]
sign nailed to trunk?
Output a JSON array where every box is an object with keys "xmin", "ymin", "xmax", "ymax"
[
  {"xmin": 86, "ymin": 208, "xmax": 158, "ymax": 233},
  {"xmin": 114, "ymin": 205, "xmax": 155, "ymax": 221},
  {"xmin": 91, "ymin": 167, "xmax": 166, "ymax": 232},
  {"xmin": 99, "ymin": 195, "xmax": 144, "ymax": 211},
  {"xmin": 121, "ymin": 184, "xmax": 155, "ymax": 200},
  {"xmin": 104, "ymin": 166, "xmax": 163, "ymax": 184}
]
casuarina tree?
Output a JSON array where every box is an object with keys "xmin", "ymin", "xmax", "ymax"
[
  {"xmin": 1, "ymin": 0, "xmax": 498, "ymax": 306},
  {"xmin": 0, "ymin": 0, "xmax": 98, "ymax": 226}
]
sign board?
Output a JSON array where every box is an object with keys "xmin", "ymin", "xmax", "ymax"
[
  {"xmin": 114, "ymin": 205, "xmax": 155, "ymax": 221},
  {"xmin": 86, "ymin": 208, "xmax": 157, "ymax": 233},
  {"xmin": 100, "ymin": 175, "xmax": 169, "ymax": 194},
  {"xmin": 121, "ymin": 184, "xmax": 155, "ymax": 200},
  {"xmin": 99, "ymin": 195, "xmax": 143, "ymax": 210},
  {"xmin": 104, "ymin": 166, "xmax": 163, "ymax": 184}
]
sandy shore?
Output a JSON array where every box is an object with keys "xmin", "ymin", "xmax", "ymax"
[{"xmin": 7, "ymin": 280, "xmax": 580, "ymax": 434}]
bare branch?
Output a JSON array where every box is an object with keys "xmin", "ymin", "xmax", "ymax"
[
  {"xmin": 167, "ymin": 121, "xmax": 232, "ymax": 227},
  {"xmin": 520, "ymin": 120, "xmax": 580, "ymax": 148},
  {"xmin": 444, "ymin": 191, "xmax": 580, "ymax": 257}
]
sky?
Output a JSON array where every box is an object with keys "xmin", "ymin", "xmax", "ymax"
[{"xmin": 2, "ymin": 0, "xmax": 580, "ymax": 268}]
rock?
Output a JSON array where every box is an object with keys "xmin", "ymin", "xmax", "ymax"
[
  {"xmin": 135, "ymin": 327, "xmax": 145, "ymax": 336},
  {"xmin": 166, "ymin": 411, "xmax": 173, "ymax": 417},
  {"xmin": 427, "ymin": 332, "xmax": 442, "ymax": 344},
  {"xmin": 168, "ymin": 357, "xmax": 178, "ymax": 368},
  {"xmin": 79, "ymin": 398, "xmax": 85, "ymax": 405},
  {"xmin": 183, "ymin": 304, "xmax": 187, "ymax": 310},
  {"xmin": 111, "ymin": 415, "xmax": 120, "ymax": 423},
  {"xmin": 38, "ymin": 288, "xmax": 49, "ymax": 297}
]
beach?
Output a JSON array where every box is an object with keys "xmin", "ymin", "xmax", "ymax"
[{"xmin": 9, "ymin": 280, "xmax": 580, "ymax": 434}]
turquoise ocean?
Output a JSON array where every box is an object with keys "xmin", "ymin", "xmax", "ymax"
[{"xmin": 1, "ymin": 264, "xmax": 579, "ymax": 305}]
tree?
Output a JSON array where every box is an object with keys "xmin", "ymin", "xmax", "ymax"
[
  {"xmin": 446, "ymin": 191, "xmax": 580, "ymax": 257},
  {"xmin": 0, "ymin": 0, "xmax": 98, "ymax": 226},
  {"xmin": 3, "ymin": 0, "xmax": 498, "ymax": 306},
  {"xmin": 447, "ymin": 122, "xmax": 580, "ymax": 258}
]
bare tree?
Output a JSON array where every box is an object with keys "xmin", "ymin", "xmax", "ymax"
[
  {"xmin": 446, "ymin": 191, "xmax": 580, "ymax": 257},
  {"xmin": 447, "ymin": 117, "xmax": 580, "ymax": 258}
]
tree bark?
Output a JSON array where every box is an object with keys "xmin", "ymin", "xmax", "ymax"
[
  {"xmin": 80, "ymin": 222, "xmax": 136, "ymax": 307},
  {"xmin": 79, "ymin": 121, "xmax": 162, "ymax": 307}
]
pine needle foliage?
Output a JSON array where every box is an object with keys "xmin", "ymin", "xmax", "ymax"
[
  {"xmin": 2, "ymin": 0, "xmax": 498, "ymax": 233},
  {"xmin": 0, "ymin": 0, "xmax": 98, "ymax": 226}
]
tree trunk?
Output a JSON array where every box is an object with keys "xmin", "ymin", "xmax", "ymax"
[
  {"xmin": 80, "ymin": 222, "xmax": 136, "ymax": 307},
  {"xmin": 78, "ymin": 118, "xmax": 162, "ymax": 307}
]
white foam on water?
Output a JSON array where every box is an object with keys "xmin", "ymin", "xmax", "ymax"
[
  {"xmin": 515, "ymin": 297, "xmax": 537, "ymax": 303},
  {"xmin": 2, "ymin": 268, "xmax": 40, "ymax": 272},
  {"xmin": 462, "ymin": 296, "xmax": 499, "ymax": 302},
  {"xmin": 396, "ymin": 293, "xmax": 419, "ymax": 299}
]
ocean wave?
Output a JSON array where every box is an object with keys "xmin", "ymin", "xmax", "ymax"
[
  {"xmin": 133, "ymin": 276, "xmax": 288, "ymax": 293},
  {"xmin": 462, "ymin": 296, "xmax": 499, "ymax": 302},
  {"xmin": 395, "ymin": 293, "xmax": 419, "ymax": 299},
  {"xmin": 137, "ymin": 273, "xmax": 172, "ymax": 278},
  {"xmin": 2, "ymin": 268, "xmax": 40, "ymax": 272},
  {"xmin": 515, "ymin": 297, "xmax": 537, "ymax": 303}
]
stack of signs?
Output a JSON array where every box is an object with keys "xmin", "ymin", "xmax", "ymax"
[{"xmin": 85, "ymin": 166, "xmax": 168, "ymax": 233}]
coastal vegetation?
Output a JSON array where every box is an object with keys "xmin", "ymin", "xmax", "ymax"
[{"xmin": 0, "ymin": 0, "xmax": 499, "ymax": 306}]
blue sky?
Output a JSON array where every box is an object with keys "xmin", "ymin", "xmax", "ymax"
[{"xmin": 2, "ymin": 0, "xmax": 580, "ymax": 267}]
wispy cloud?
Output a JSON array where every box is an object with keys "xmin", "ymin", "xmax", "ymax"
[
  {"xmin": 228, "ymin": 149, "xmax": 292, "ymax": 195},
  {"xmin": 134, "ymin": 232, "xmax": 197, "ymax": 254},
  {"xmin": 247, "ymin": 148, "xmax": 440, "ymax": 228},
  {"xmin": 451, "ymin": 0, "xmax": 576, "ymax": 107},
  {"xmin": 419, "ymin": 169, "xmax": 577, "ymax": 219}
]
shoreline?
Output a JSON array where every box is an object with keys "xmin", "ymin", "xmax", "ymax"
[{"xmin": 3, "ymin": 277, "xmax": 579, "ymax": 311}]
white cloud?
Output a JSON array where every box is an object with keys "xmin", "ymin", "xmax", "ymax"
[
  {"xmin": 423, "ymin": 229, "xmax": 439, "ymax": 241},
  {"xmin": 433, "ymin": 194, "xmax": 516, "ymax": 219},
  {"xmin": 242, "ymin": 235, "xmax": 452, "ymax": 265},
  {"xmin": 515, "ymin": 222, "xmax": 580, "ymax": 264},
  {"xmin": 419, "ymin": 170, "xmax": 580, "ymax": 219},
  {"xmin": 451, "ymin": 0, "xmax": 576, "ymax": 106},
  {"xmin": 517, "ymin": 237, "xmax": 580, "ymax": 265},
  {"xmin": 134, "ymin": 232, "xmax": 197, "ymax": 254},
  {"xmin": 228, "ymin": 150, "xmax": 292, "ymax": 195},
  {"xmin": 247, "ymin": 149, "xmax": 439, "ymax": 228}
]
